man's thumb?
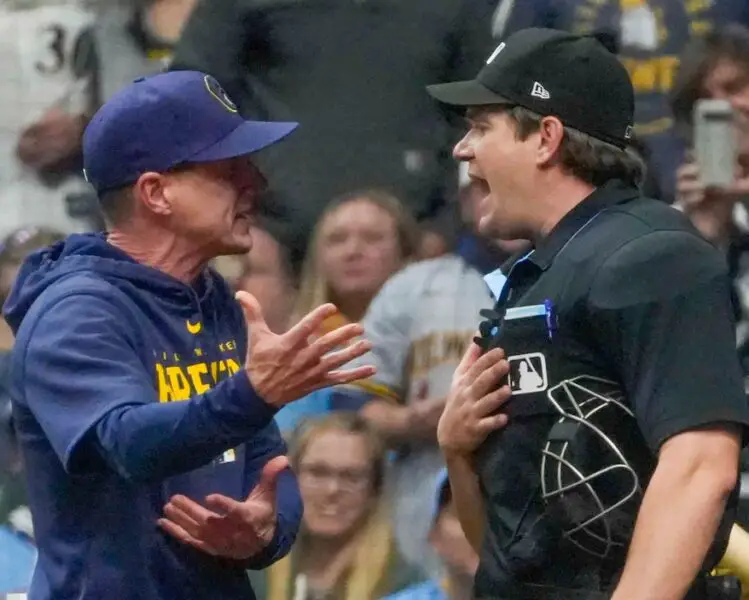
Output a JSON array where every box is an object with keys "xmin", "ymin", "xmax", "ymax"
[
  {"xmin": 253, "ymin": 455, "xmax": 290, "ymax": 500},
  {"xmin": 235, "ymin": 291, "xmax": 268, "ymax": 328}
]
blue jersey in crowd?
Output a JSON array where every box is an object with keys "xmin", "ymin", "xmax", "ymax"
[{"xmin": 2, "ymin": 233, "xmax": 302, "ymax": 600}]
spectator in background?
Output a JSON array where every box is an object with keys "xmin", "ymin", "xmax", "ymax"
[
  {"xmin": 670, "ymin": 24, "xmax": 749, "ymax": 374},
  {"xmin": 0, "ymin": 0, "xmax": 98, "ymax": 236},
  {"xmin": 237, "ymin": 220, "xmax": 302, "ymax": 335},
  {"xmin": 212, "ymin": 220, "xmax": 301, "ymax": 335},
  {"xmin": 382, "ymin": 470, "xmax": 478, "ymax": 600},
  {"xmin": 274, "ymin": 190, "xmax": 419, "ymax": 434},
  {"xmin": 492, "ymin": 0, "xmax": 749, "ymax": 202},
  {"xmin": 170, "ymin": 0, "xmax": 499, "ymax": 258},
  {"xmin": 333, "ymin": 177, "xmax": 496, "ymax": 578},
  {"xmin": 94, "ymin": 0, "xmax": 198, "ymax": 103},
  {"xmin": 0, "ymin": 227, "xmax": 66, "ymax": 354},
  {"xmin": 255, "ymin": 413, "xmax": 420, "ymax": 600}
]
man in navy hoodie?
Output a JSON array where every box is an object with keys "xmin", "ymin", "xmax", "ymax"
[{"xmin": 1, "ymin": 70, "xmax": 375, "ymax": 600}]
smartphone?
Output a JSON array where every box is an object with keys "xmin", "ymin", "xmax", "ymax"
[{"xmin": 693, "ymin": 99, "xmax": 738, "ymax": 188}]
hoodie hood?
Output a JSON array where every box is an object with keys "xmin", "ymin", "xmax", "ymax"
[{"xmin": 3, "ymin": 233, "xmax": 222, "ymax": 335}]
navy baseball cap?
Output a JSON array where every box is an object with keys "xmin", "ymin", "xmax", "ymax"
[
  {"xmin": 83, "ymin": 70, "xmax": 298, "ymax": 193},
  {"xmin": 427, "ymin": 28, "xmax": 634, "ymax": 149}
]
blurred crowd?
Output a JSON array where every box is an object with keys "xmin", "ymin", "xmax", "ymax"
[{"xmin": 2, "ymin": 0, "xmax": 749, "ymax": 598}]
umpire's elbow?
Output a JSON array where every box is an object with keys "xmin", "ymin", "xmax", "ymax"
[{"xmin": 658, "ymin": 424, "xmax": 742, "ymax": 498}]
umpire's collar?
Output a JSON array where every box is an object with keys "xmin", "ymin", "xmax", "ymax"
[{"xmin": 529, "ymin": 179, "xmax": 640, "ymax": 271}]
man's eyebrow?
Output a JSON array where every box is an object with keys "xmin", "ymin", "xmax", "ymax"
[{"xmin": 464, "ymin": 108, "xmax": 490, "ymax": 126}]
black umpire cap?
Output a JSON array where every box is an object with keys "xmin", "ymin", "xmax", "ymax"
[{"xmin": 427, "ymin": 28, "xmax": 635, "ymax": 149}]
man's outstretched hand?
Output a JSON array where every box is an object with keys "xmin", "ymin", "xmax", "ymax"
[
  {"xmin": 158, "ymin": 455, "xmax": 289, "ymax": 560},
  {"xmin": 236, "ymin": 291, "xmax": 375, "ymax": 409}
]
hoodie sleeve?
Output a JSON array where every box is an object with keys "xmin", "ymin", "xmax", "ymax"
[
  {"xmin": 239, "ymin": 427, "xmax": 303, "ymax": 569},
  {"xmin": 17, "ymin": 291, "xmax": 277, "ymax": 482}
]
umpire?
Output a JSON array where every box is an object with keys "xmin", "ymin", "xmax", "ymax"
[{"xmin": 430, "ymin": 28, "xmax": 749, "ymax": 600}]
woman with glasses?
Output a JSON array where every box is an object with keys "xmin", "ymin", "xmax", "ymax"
[{"xmin": 257, "ymin": 412, "xmax": 419, "ymax": 600}]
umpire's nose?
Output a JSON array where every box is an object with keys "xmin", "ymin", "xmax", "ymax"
[{"xmin": 453, "ymin": 130, "xmax": 475, "ymax": 162}]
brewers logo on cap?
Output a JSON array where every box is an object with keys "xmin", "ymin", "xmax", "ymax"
[{"xmin": 204, "ymin": 75, "xmax": 238, "ymax": 113}]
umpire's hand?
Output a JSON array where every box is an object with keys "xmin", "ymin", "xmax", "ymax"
[
  {"xmin": 236, "ymin": 291, "xmax": 375, "ymax": 409},
  {"xmin": 437, "ymin": 344, "xmax": 511, "ymax": 456}
]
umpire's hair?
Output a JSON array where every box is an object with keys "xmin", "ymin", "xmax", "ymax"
[
  {"xmin": 670, "ymin": 24, "xmax": 749, "ymax": 142},
  {"xmin": 504, "ymin": 106, "xmax": 645, "ymax": 189}
]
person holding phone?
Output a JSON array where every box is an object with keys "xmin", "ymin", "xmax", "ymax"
[
  {"xmin": 429, "ymin": 27, "xmax": 749, "ymax": 599},
  {"xmin": 671, "ymin": 24, "xmax": 749, "ymax": 246},
  {"xmin": 671, "ymin": 25, "xmax": 749, "ymax": 397}
]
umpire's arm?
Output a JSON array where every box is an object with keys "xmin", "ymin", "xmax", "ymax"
[{"xmin": 589, "ymin": 230, "xmax": 749, "ymax": 600}]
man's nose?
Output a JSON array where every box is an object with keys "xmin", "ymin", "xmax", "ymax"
[{"xmin": 453, "ymin": 132, "xmax": 474, "ymax": 162}]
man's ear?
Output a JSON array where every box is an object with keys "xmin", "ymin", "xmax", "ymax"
[
  {"xmin": 134, "ymin": 171, "xmax": 175, "ymax": 216},
  {"xmin": 535, "ymin": 116, "xmax": 565, "ymax": 167}
]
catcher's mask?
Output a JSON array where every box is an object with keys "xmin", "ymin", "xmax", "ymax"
[{"xmin": 541, "ymin": 375, "xmax": 656, "ymax": 561}]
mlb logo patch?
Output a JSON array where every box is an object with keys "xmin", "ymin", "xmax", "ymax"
[{"xmin": 508, "ymin": 352, "xmax": 548, "ymax": 395}]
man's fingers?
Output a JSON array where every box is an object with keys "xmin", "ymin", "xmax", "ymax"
[
  {"xmin": 205, "ymin": 493, "xmax": 243, "ymax": 517},
  {"xmin": 249, "ymin": 455, "xmax": 290, "ymax": 507},
  {"xmin": 466, "ymin": 348, "xmax": 506, "ymax": 383},
  {"xmin": 169, "ymin": 494, "xmax": 220, "ymax": 524},
  {"xmin": 677, "ymin": 179, "xmax": 705, "ymax": 197},
  {"xmin": 315, "ymin": 365, "xmax": 378, "ymax": 388},
  {"xmin": 475, "ymin": 385, "xmax": 512, "ymax": 417},
  {"xmin": 235, "ymin": 291, "xmax": 271, "ymax": 332},
  {"xmin": 470, "ymin": 358, "xmax": 510, "ymax": 398},
  {"xmin": 676, "ymin": 162, "xmax": 700, "ymax": 181},
  {"xmin": 257, "ymin": 455, "xmax": 290, "ymax": 489},
  {"xmin": 284, "ymin": 303, "xmax": 339, "ymax": 348},
  {"xmin": 309, "ymin": 323, "xmax": 365, "ymax": 355},
  {"xmin": 455, "ymin": 340, "xmax": 483, "ymax": 376},
  {"xmin": 317, "ymin": 339, "xmax": 372, "ymax": 372},
  {"xmin": 294, "ymin": 323, "xmax": 366, "ymax": 369},
  {"xmin": 476, "ymin": 413, "xmax": 509, "ymax": 436},
  {"xmin": 163, "ymin": 502, "xmax": 204, "ymax": 537},
  {"xmin": 157, "ymin": 518, "xmax": 220, "ymax": 556}
]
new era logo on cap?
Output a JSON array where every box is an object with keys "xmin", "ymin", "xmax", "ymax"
[{"xmin": 531, "ymin": 82, "xmax": 550, "ymax": 100}]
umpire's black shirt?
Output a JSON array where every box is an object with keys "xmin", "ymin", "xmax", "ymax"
[{"xmin": 473, "ymin": 179, "xmax": 749, "ymax": 599}]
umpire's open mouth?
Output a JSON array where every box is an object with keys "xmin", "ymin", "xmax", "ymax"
[{"xmin": 468, "ymin": 172, "xmax": 491, "ymax": 200}]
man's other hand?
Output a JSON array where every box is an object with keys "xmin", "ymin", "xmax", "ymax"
[{"xmin": 158, "ymin": 455, "xmax": 289, "ymax": 559}]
